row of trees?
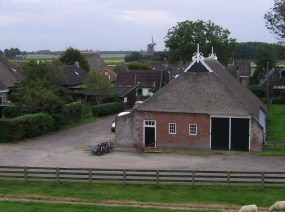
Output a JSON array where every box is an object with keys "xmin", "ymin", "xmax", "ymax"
[
  {"xmin": 0, "ymin": 48, "xmax": 27, "ymax": 59},
  {"xmin": 11, "ymin": 48, "xmax": 114, "ymax": 116}
]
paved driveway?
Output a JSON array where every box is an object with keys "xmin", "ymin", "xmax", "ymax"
[{"xmin": 0, "ymin": 115, "xmax": 284, "ymax": 171}]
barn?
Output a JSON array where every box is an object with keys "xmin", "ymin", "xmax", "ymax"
[{"xmin": 115, "ymin": 48, "xmax": 266, "ymax": 152}]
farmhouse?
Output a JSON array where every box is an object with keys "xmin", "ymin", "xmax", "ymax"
[
  {"xmin": 260, "ymin": 68, "xmax": 285, "ymax": 94},
  {"xmin": 115, "ymin": 47, "xmax": 266, "ymax": 152}
]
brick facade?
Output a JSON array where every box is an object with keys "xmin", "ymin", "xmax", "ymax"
[{"xmin": 116, "ymin": 111, "xmax": 264, "ymax": 151}]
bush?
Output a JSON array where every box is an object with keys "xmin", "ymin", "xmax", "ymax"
[
  {"xmin": 2, "ymin": 106, "xmax": 27, "ymax": 118},
  {"xmin": 16, "ymin": 113, "xmax": 55, "ymax": 138},
  {"xmin": 92, "ymin": 102, "xmax": 125, "ymax": 116},
  {"xmin": 57, "ymin": 101, "xmax": 93, "ymax": 126},
  {"xmin": 0, "ymin": 113, "xmax": 54, "ymax": 142},
  {"xmin": 248, "ymin": 85, "xmax": 266, "ymax": 98}
]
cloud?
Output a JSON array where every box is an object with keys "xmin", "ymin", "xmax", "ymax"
[
  {"xmin": 117, "ymin": 10, "xmax": 174, "ymax": 25},
  {"xmin": 0, "ymin": 15, "xmax": 18, "ymax": 26}
]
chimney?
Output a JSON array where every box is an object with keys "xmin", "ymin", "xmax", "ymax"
[{"xmin": 75, "ymin": 61, "xmax": 80, "ymax": 67}]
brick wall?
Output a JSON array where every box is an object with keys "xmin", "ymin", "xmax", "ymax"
[
  {"xmin": 116, "ymin": 111, "xmax": 210, "ymax": 149},
  {"xmin": 115, "ymin": 110, "xmax": 263, "ymax": 151}
]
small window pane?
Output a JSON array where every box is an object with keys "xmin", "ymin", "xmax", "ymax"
[
  {"xmin": 189, "ymin": 124, "xmax": 197, "ymax": 135},
  {"xmin": 169, "ymin": 123, "xmax": 176, "ymax": 134}
]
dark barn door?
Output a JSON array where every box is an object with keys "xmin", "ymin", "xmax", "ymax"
[
  {"xmin": 231, "ymin": 118, "xmax": 249, "ymax": 151},
  {"xmin": 211, "ymin": 118, "xmax": 229, "ymax": 150},
  {"xmin": 145, "ymin": 127, "xmax": 155, "ymax": 147}
]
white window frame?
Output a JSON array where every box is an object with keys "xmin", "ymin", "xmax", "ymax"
[
  {"xmin": 189, "ymin": 124, "xmax": 197, "ymax": 135},
  {"xmin": 169, "ymin": 123, "xmax": 176, "ymax": 135}
]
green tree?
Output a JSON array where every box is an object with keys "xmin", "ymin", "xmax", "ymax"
[
  {"xmin": 125, "ymin": 52, "xmax": 144, "ymax": 62},
  {"xmin": 164, "ymin": 20, "xmax": 236, "ymax": 64},
  {"xmin": 254, "ymin": 47, "xmax": 277, "ymax": 80},
  {"xmin": 13, "ymin": 61, "xmax": 65, "ymax": 113},
  {"xmin": 84, "ymin": 70, "xmax": 114, "ymax": 104},
  {"xmin": 59, "ymin": 47, "xmax": 90, "ymax": 71},
  {"xmin": 265, "ymin": 0, "xmax": 285, "ymax": 44}
]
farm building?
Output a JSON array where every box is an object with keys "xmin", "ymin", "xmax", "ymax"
[
  {"xmin": 115, "ymin": 48, "xmax": 266, "ymax": 152},
  {"xmin": 260, "ymin": 68, "xmax": 285, "ymax": 95}
]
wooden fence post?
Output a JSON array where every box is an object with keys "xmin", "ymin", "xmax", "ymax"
[
  {"xmin": 156, "ymin": 170, "xmax": 159, "ymax": 186},
  {"xmin": 89, "ymin": 169, "xmax": 92, "ymax": 184},
  {"xmin": 261, "ymin": 172, "xmax": 265, "ymax": 188},
  {"xmin": 56, "ymin": 167, "xmax": 60, "ymax": 183},
  {"xmin": 227, "ymin": 171, "xmax": 230, "ymax": 186},
  {"xmin": 24, "ymin": 167, "xmax": 27, "ymax": 184},
  {"xmin": 192, "ymin": 171, "xmax": 195, "ymax": 186},
  {"xmin": 123, "ymin": 169, "xmax": 126, "ymax": 185}
]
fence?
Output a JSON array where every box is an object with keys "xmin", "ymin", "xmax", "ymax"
[{"xmin": 0, "ymin": 166, "xmax": 285, "ymax": 187}]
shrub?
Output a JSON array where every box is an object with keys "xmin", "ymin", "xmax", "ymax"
[
  {"xmin": 0, "ymin": 118, "xmax": 24, "ymax": 142},
  {"xmin": 92, "ymin": 102, "xmax": 125, "ymax": 116},
  {"xmin": 2, "ymin": 106, "xmax": 27, "ymax": 118},
  {"xmin": 16, "ymin": 113, "xmax": 55, "ymax": 138},
  {"xmin": 248, "ymin": 85, "xmax": 266, "ymax": 98},
  {"xmin": 0, "ymin": 112, "xmax": 54, "ymax": 142}
]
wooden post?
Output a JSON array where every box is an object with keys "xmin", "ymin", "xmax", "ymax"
[
  {"xmin": 261, "ymin": 172, "xmax": 265, "ymax": 188},
  {"xmin": 89, "ymin": 169, "xmax": 92, "ymax": 184},
  {"xmin": 156, "ymin": 170, "xmax": 159, "ymax": 186},
  {"xmin": 227, "ymin": 171, "xmax": 230, "ymax": 186},
  {"xmin": 123, "ymin": 169, "xmax": 126, "ymax": 185},
  {"xmin": 56, "ymin": 167, "xmax": 60, "ymax": 183},
  {"xmin": 24, "ymin": 167, "xmax": 27, "ymax": 184},
  {"xmin": 192, "ymin": 171, "xmax": 195, "ymax": 186}
]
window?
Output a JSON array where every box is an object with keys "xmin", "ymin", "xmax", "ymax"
[
  {"xmin": 144, "ymin": 120, "xmax": 155, "ymax": 126},
  {"xmin": 169, "ymin": 123, "xmax": 176, "ymax": 134},
  {"xmin": 189, "ymin": 124, "xmax": 197, "ymax": 135},
  {"xmin": 123, "ymin": 97, "xmax": 127, "ymax": 103}
]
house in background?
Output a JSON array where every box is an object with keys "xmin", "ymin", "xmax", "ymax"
[
  {"xmin": 260, "ymin": 68, "xmax": 285, "ymax": 95},
  {"xmin": 81, "ymin": 51, "xmax": 106, "ymax": 70},
  {"xmin": 226, "ymin": 59, "xmax": 251, "ymax": 87},
  {"xmin": 59, "ymin": 62, "xmax": 87, "ymax": 91},
  {"xmin": 115, "ymin": 69, "xmax": 169, "ymax": 106},
  {"xmin": 0, "ymin": 56, "xmax": 22, "ymax": 117},
  {"xmin": 0, "ymin": 56, "xmax": 22, "ymax": 89},
  {"xmin": 98, "ymin": 66, "xmax": 117, "ymax": 83},
  {"xmin": 0, "ymin": 80, "xmax": 9, "ymax": 117},
  {"xmin": 116, "ymin": 47, "xmax": 266, "ymax": 152}
]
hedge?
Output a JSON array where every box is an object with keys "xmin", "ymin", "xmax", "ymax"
[
  {"xmin": 52, "ymin": 101, "xmax": 93, "ymax": 128},
  {"xmin": 0, "ymin": 113, "xmax": 55, "ymax": 143},
  {"xmin": 92, "ymin": 102, "xmax": 125, "ymax": 116}
]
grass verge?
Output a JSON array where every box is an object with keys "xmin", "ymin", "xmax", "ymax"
[
  {"xmin": 0, "ymin": 181, "xmax": 284, "ymax": 207},
  {"xmin": 0, "ymin": 201, "xmax": 216, "ymax": 212},
  {"xmin": 267, "ymin": 104, "xmax": 285, "ymax": 143}
]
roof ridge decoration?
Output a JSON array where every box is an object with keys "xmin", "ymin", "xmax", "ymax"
[
  {"xmin": 208, "ymin": 47, "xmax": 218, "ymax": 60},
  {"xmin": 184, "ymin": 44, "xmax": 213, "ymax": 73}
]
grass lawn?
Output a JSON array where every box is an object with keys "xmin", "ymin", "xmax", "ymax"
[
  {"xmin": 0, "ymin": 181, "xmax": 284, "ymax": 207},
  {"xmin": 0, "ymin": 201, "xmax": 216, "ymax": 212},
  {"xmin": 104, "ymin": 59, "xmax": 124, "ymax": 66},
  {"xmin": 267, "ymin": 104, "xmax": 285, "ymax": 143}
]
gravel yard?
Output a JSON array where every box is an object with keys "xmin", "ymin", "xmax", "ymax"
[{"xmin": 0, "ymin": 115, "xmax": 284, "ymax": 171}]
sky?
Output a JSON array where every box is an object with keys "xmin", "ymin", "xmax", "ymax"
[{"xmin": 0, "ymin": 0, "xmax": 277, "ymax": 51}]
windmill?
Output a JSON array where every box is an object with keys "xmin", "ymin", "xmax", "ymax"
[{"xmin": 146, "ymin": 36, "xmax": 156, "ymax": 54}]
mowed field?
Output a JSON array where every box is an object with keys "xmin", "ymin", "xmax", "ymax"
[
  {"xmin": 100, "ymin": 53, "xmax": 125, "ymax": 65},
  {"xmin": 0, "ymin": 181, "xmax": 284, "ymax": 211},
  {"xmin": 267, "ymin": 104, "xmax": 285, "ymax": 143}
]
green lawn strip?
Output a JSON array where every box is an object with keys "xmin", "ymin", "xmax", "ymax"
[
  {"xmin": 255, "ymin": 151, "xmax": 285, "ymax": 156},
  {"xmin": 0, "ymin": 181, "xmax": 284, "ymax": 207},
  {"xmin": 0, "ymin": 201, "xmax": 217, "ymax": 212},
  {"xmin": 267, "ymin": 104, "xmax": 285, "ymax": 143}
]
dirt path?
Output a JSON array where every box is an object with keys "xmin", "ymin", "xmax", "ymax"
[{"xmin": 0, "ymin": 194, "xmax": 269, "ymax": 211}]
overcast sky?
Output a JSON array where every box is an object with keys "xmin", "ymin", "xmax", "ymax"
[{"xmin": 0, "ymin": 0, "xmax": 277, "ymax": 51}]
